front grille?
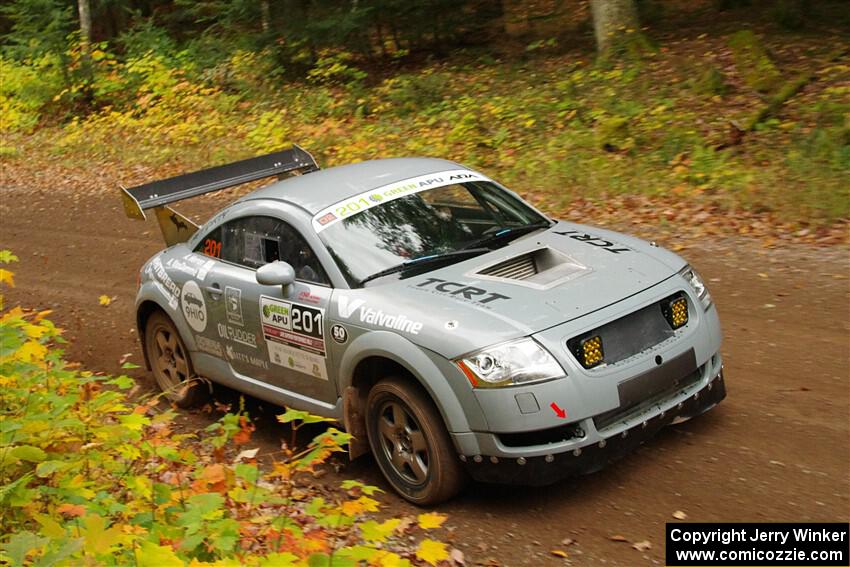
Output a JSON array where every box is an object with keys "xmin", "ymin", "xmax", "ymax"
[
  {"xmin": 478, "ymin": 252, "xmax": 537, "ymax": 280},
  {"xmin": 567, "ymin": 292, "xmax": 686, "ymax": 367}
]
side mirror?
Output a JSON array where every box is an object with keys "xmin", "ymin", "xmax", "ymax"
[{"xmin": 256, "ymin": 261, "xmax": 296, "ymax": 291}]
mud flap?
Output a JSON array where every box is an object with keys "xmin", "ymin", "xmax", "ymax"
[{"xmin": 343, "ymin": 386, "xmax": 370, "ymax": 459}]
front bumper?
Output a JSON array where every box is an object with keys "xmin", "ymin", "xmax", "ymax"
[{"xmin": 458, "ymin": 368, "xmax": 726, "ymax": 485}]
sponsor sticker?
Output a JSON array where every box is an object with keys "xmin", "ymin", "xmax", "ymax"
[
  {"xmin": 297, "ymin": 289, "xmax": 321, "ymax": 305},
  {"xmin": 196, "ymin": 335, "xmax": 224, "ymax": 357},
  {"xmin": 152, "ymin": 281, "xmax": 179, "ymax": 311},
  {"xmin": 166, "ymin": 258, "xmax": 199, "ymax": 278},
  {"xmin": 181, "ymin": 280, "xmax": 207, "ymax": 332},
  {"xmin": 225, "ymin": 344, "xmax": 268, "ymax": 370},
  {"xmin": 267, "ymin": 342, "xmax": 327, "ymax": 380},
  {"xmin": 184, "ymin": 254, "xmax": 216, "ymax": 278},
  {"xmin": 330, "ymin": 324, "xmax": 348, "ymax": 344},
  {"xmin": 148, "ymin": 258, "xmax": 180, "ymax": 310},
  {"xmin": 216, "ymin": 323, "xmax": 257, "ymax": 348},
  {"xmin": 553, "ymin": 229, "xmax": 631, "ymax": 254},
  {"xmin": 317, "ymin": 212, "xmax": 336, "ymax": 226},
  {"xmin": 412, "ymin": 277, "xmax": 510, "ymax": 307},
  {"xmin": 225, "ymin": 286, "xmax": 244, "ymax": 326},
  {"xmin": 336, "ymin": 295, "xmax": 423, "ymax": 335},
  {"xmin": 196, "ymin": 259, "xmax": 215, "ymax": 281},
  {"xmin": 311, "ymin": 169, "xmax": 490, "ymax": 233},
  {"xmin": 259, "ymin": 296, "xmax": 328, "ymax": 380}
]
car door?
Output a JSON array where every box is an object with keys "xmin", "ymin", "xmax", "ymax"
[{"xmin": 197, "ymin": 214, "xmax": 338, "ymax": 405}]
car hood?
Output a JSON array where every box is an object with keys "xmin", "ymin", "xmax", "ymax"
[{"xmin": 331, "ymin": 221, "xmax": 686, "ymax": 359}]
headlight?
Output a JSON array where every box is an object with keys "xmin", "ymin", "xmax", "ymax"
[
  {"xmin": 680, "ymin": 265, "xmax": 712, "ymax": 309},
  {"xmin": 457, "ymin": 338, "xmax": 564, "ymax": 388}
]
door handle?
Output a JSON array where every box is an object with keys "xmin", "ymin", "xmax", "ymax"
[{"xmin": 205, "ymin": 284, "xmax": 223, "ymax": 298}]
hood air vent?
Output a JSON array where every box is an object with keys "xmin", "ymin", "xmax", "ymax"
[
  {"xmin": 472, "ymin": 247, "xmax": 590, "ymax": 289},
  {"xmin": 478, "ymin": 253, "xmax": 537, "ymax": 280}
]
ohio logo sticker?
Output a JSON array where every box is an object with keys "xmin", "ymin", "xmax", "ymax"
[{"xmin": 181, "ymin": 280, "xmax": 207, "ymax": 332}]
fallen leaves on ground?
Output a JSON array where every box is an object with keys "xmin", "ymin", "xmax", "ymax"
[
  {"xmin": 416, "ymin": 539, "xmax": 450, "ymax": 566},
  {"xmin": 418, "ymin": 512, "xmax": 448, "ymax": 530}
]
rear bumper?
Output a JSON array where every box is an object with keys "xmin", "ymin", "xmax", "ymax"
[{"xmin": 459, "ymin": 369, "xmax": 726, "ymax": 485}]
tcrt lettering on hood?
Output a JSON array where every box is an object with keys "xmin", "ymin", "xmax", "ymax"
[
  {"xmin": 554, "ymin": 230, "xmax": 631, "ymax": 254},
  {"xmin": 415, "ymin": 278, "xmax": 511, "ymax": 305}
]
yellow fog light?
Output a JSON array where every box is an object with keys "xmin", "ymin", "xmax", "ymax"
[
  {"xmin": 663, "ymin": 295, "xmax": 689, "ymax": 329},
  {"xmin": 580, "ymin": 335, "xmax": 604, "ymax": 368}
]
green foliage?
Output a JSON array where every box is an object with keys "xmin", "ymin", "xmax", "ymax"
[
  {"xmin": 691, "ymin": 66, "xmax": 729, "ymax": 96},
  {"xmin": 0, "ymin": 256, "xmax": 450, "ymax": 566},
  {"xmin": 307, "ymin": 50, "xmax": 367, "ymax": 86},
  {"xmin": 0, "ymin": 0, "xmax": 73, "ymax": 59},
  {"xmin": 771, "ymin": 0, "xmax": 807, "ymax": 30},
  {"xmin": 377, "ymin": 71, "xmax": 449, "ymax": 117},
  {"xmin": 117, "ymin": 19, "xmax": 180, "ymax": 62},
  {"xmin": 0, "ymin": 55, "xmax": 64, "ymax": 132},
  {"xmin": 2, "ymin": 26, "xmax": 848, "ymax": 226},
  {"xmin": 728, "ymin": 30, "xmax": 782, "ymax": 93},
  {"xmin": 247, "ymin": 111, "xmax": 292, "ymax": 154}
]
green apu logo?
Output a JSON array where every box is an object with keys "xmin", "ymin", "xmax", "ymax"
[{"xmin": 263, "ymin": 303, "xmax": 289, "ymax": 319}]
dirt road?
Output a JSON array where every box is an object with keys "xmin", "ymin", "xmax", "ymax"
[{"xmin": 1, "ymin": 184, "xmax": 848, "ymax": 566}]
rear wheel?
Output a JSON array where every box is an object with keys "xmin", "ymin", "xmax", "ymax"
[
  {"xmin": 365, "ymin": 376, "xmax": 466, "ymax": 505},
  {"xmin": 144, "ymin": 311, "xmax": 207, "ymax": 407}
]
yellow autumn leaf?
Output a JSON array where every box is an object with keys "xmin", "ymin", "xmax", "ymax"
[
  {"xmin": 360, "ymin": 518, "xmax": 401, "ymax": 543},
  {"xmin": 373, "ymin": 550, "xmax": 406, "ymax": 567},
  {"xmin": 0, "ymin": 268, "xmax": 15, "ymax": 287},
  {"xmin": 358, "ymin": 496, "xmax": 380, "ymax": 512},
  {"xmin": 24, "ymin": 324, "xmax": 48, "ymax": 339},
  {"xmin": 99, "ymin": 295, "xmax": 112, "ymax": 306},
  {"xmin": 341, "ymin": 498, "xmax": 366, "ymax": 516},
  {"xmin": 17, "ymin": 340, "xmax": 48, "ymax": 363},
  {"xmin": 135, "ymin": 541, "xmax": 183, "ymax": 567},
  {"xmin": 417, "ymin": 512, "xmax": 447, "ymax": 530},
  {"xmin": 0, "ymin": 306, "xmax": 25, "ymax": 322},
  {"xmin": 415, "ymin": 539, "xmax": 449, "ymax": 566}
]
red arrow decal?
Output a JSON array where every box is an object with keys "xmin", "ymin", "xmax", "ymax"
[{"xmin": 550, "ymin": 402, "xmax": 567, "ymax": 419}]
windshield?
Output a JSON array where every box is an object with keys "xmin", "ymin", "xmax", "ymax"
[{"xmin": 316, "ymin": 179, "xmax": 549, "ymax": 287}]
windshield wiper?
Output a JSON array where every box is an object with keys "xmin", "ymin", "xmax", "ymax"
[
  {"xmin": 358, "ymin": 248, "xmax": 490, "ymax": 286},
  {"xmin": 462, "ymin": 220, "xmax": 552, "ymax": 250}
]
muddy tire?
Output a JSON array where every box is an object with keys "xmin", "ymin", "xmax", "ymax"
[
  {"xmin": 366, "ymin": 376, "xmax": 466, "ymax": 505},
  {"xmin": 144, "ymin": 311, "xmax": 207, "ymax": 408}
]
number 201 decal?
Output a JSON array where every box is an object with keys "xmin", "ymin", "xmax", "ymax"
[
  {"xmin": 203, "ymin": 238, "xmax": 222, "ymax": 258},
  {"xmin": 291, "ymin": 305, "xmax": 323, "ymax": 339}
]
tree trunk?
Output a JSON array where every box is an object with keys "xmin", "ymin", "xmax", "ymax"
[
  {"xmin": 77, "ymin": 0, "xmax": 92, "ymax": 54},
  {"xmin": 77, "ymin": 0, "xmax": 94, "ymax": 100},
  {"xmin": 589, "ymin": 0, "xmax": 640, "ymax": 54},
  {"xmin": 260, "ymin": 0, "xmax": 270, "ymax": 33}
]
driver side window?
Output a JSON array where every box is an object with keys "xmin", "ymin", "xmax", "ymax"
[{"xmin": 195, "ymin": 216, "xmax": 329, "ymax": 285}]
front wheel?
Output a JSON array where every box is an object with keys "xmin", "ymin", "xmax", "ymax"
[
  {"xmin": 365, "ymin": 377, "xmax": 466, "ymax": 505},
  {"xmin": 144, "ymin": 311, "xmax": 208, "ymax": 408}
]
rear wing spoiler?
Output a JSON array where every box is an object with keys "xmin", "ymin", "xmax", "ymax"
[{"xmin": 120, "ymin": 145, "xmax": 319, "ymax": 245}]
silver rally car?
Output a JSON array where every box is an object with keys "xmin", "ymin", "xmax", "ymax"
[{"xmin": 122, "ymin": 146, "xmax": 726, "ymax": 505}]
